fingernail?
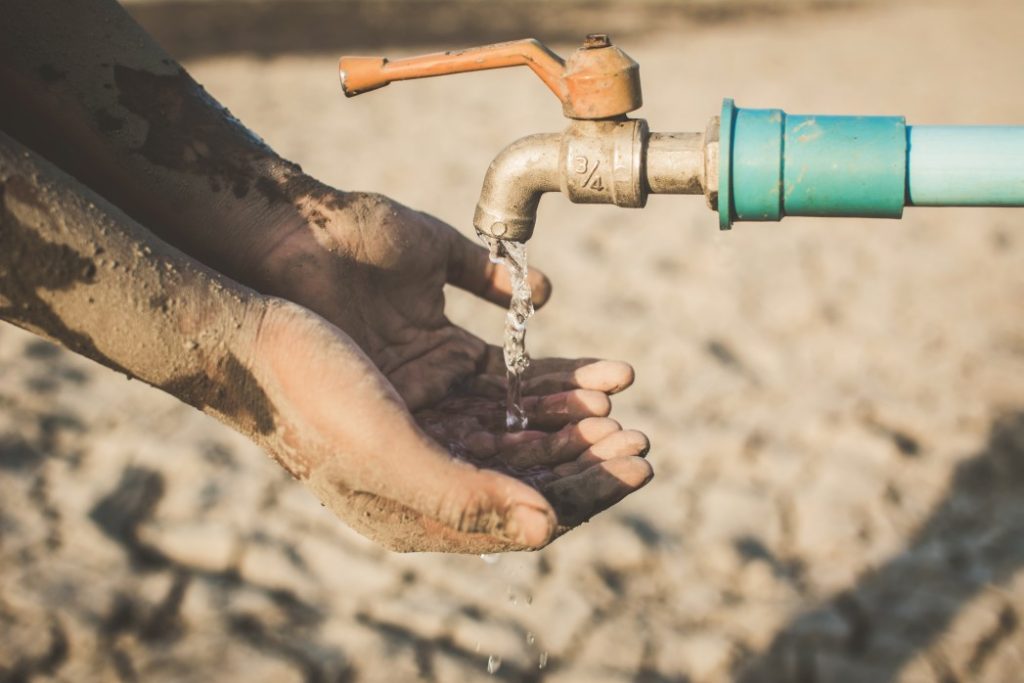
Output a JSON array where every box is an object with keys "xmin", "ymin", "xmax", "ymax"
[{"xmin": 505, "ymin": 505, "xmax": 553, "ymax": 547}]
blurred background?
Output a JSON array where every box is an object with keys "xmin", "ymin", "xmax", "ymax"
[{"xmin": 2, "ymin": 0, "xmax": 1024, "ymax": 681}]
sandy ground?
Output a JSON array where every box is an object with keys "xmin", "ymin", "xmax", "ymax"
[{"xmin": 3, "ymin": 1, "xmax": 1024, "ymax": 681}]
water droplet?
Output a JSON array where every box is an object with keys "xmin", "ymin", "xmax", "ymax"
[
  {"xmin": 538, "ymin": 652, "xmax": 549, "ymax": 669},
  {"xmin": 526, "ymin": 632, "xmax": 536, "ymax": 645},
  {"xmin": 487, "ymin": 655, "xmax": 502, "ymax": 674},
  {"xmin": 479, "ymin": 554, "xmax": 500, "ymax": 565}
]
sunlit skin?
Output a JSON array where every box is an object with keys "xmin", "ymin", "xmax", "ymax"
[{"xmin": 0, "ymin": 0, "xmax": 654, "ymax": 552}]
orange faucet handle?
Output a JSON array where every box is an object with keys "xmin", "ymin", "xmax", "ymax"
[{"xmin": 338, "ymin": 35, "xmax": 642, "ymax": 120}]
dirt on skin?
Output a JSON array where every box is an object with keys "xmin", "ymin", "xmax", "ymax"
[
  {"xmin": 0, "ymin": 134, "xmax": 278, "ymax": 448},
  {"xmin": 2, "ymin": 1, "xmax": 1024, "ymax": 682}
]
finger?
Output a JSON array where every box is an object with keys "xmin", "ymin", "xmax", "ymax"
[
  {"xmin": 522, "ymin": 360, "xmax": 635, "ymax": 396},
  {"xmin": 499, "ymin": 417, "xmax": 621, "ymax": 469},
  {"xmin": 524, "ymin": 356, "xmax": 603, "ymax": 376},
  {"xmin": 462, "ymin": 430, "xmax": 499, "ymax": 458},
  {"xmin": 445, "ymin": 230, "xmax": 552, "ymax": 309},
  {"xmin": 318, "ymin": 455, "xmax": 556, "ymax": 553},
  {"xmin": 543, "ymin": 456, "xmax": 654, "ymax": 529},
  {"xmin": 523, "ymin": 389, "xmax": 612, "ymax": 430},
  {"xmin": 552, "ymin": 430, "xmax": 650, "ymax": 477},
  {"xmin": 496, "ymin": 429, "xmax": 553, "ymax": 448},
  {"xmin": 479, "ymin": 350, "xmax": 597, "ymax": 377},
  {"xmin": 442, "ymin": 378, "xmax": 614, "ymax": 430},
  {"xmin": 433, "ymin": 467, "xmax": 556, "ymax": 549},
  {"xmin": 478, "ymin": 350, "xmax": 634, "ymax": 387}
]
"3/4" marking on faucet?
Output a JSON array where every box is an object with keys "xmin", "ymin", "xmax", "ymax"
[{"xmin": 575, "ymin": 155, "xmax": 605, "ymax": 192}]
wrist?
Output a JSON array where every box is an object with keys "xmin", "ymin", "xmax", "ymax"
[
  {"xmin": 241, "ymin": 183, "xmax": 375, "ymax": 297},
  {"xmin": 198, "ymin": 157, "xmax": 312, "ymax": 280}
]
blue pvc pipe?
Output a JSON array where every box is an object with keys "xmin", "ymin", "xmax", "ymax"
[
  {"xmin": 719, "ymin": 99, "xmax": 1024, "ymax": 228},
  {"xmin": 907, "ymin": 126, "xmax": 1024, "ymax": 206}
]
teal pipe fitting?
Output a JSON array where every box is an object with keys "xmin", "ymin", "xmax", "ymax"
[{"xmin": 719, "ymin": 99, "xmax": 907, "ymax": 229}]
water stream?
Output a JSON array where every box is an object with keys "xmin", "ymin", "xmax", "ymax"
[
  {"xmin": 479, "ymin": 241, "xmax": 550, "ymax": 675},
  {"xmin": 485, "ymin": 238, "xmax": 534, "ymax": 431}
]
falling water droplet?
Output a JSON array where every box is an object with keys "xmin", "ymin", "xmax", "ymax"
[
  {"xmin": 487, "ymin": 655, "xmax": 502, "ymax": 674},
  {"xmin": 538, "ymin": 652, "xmax": 549, "ymax": 669},
  {"xmin": 526, "ymin": 632, "xmax": 536, "ymax": 645},
  {"xmin": 488, "ymin": 239, "xmax": 502, "ymax": 263}
]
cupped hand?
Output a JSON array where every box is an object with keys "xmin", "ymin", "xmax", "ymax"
[{"xmin": 247, "ymin": 188, "xmax": 653, "ymax": 552}]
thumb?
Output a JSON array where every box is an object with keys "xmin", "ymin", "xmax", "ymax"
[
  {"xmin": 424, "ymin": 464, "xmax": 556, "ymax": 549},
  {"xmin": 445, "ymin": 228, "xmax": 552, "ymax": 309},
  {"xmin": 380, "ymin": 442, "xmax": 557, "ymax": 551},
  {"xmin": 305, "ymin": 423, "xmax": 557, "ymax": 552}
]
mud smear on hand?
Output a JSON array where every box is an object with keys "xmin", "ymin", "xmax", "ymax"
[
  {"xmin": 160, "ymin": 352, "xmax": 276, "ymax": 437},
  {"xmin": 114, "ymin": 64, "xmax": 274, "ymax": 199},
  {"xmin": 0, "ymin": 176, "xmax": 131, "ymax": 377},
  {"xmin": 112, "ymin": 64, "xmax": 356, "ymax": 225},
  {"xmin": 1, "ymin": 171, "xmax": 278, "ymax": 444}
]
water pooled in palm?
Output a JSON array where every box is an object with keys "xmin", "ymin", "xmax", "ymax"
[{"xmin": 486, "ymin": 238, "xmax": 533, "ymax": 431}]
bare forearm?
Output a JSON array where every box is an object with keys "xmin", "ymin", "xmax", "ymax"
[
  {"xmin": 0, "ymin": 130, "xmax": 276, "ymax": 443},
  {"xmin": 0, "ymin": 0, "xmax": 321, "ymax": 284}
]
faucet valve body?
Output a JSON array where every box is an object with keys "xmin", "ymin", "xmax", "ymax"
[{"xmin": 561, "ymin": 119, "xmax": 648, "ymax": 207}]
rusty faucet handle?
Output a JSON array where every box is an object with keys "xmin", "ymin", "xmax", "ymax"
[{"xmin": 338, "ymin": 35, "xmax": 642, "ymax": 120}]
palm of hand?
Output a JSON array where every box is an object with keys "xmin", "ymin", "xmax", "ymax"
[{"xmin": 270, "ymin": 193, "xmax": 488, "ymax": 408}]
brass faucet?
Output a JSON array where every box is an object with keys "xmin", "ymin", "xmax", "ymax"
[{"xmin": 339, "ymin": 36, "xmax": 719, "ymax": 242}]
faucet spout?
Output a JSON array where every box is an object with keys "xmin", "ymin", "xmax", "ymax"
[
  {"xmin": 474, "ymin": 133, "xmax": 561, "ymax": 242},
  {"xmin": 473, "ymin": 118, "xmax": 719, "ymax": 243}
]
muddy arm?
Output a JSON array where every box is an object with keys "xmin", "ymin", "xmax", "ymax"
[
  {"xmin": 0, "ymin": 0, "xmax": 315, "ymax": 287},
  {"xmin": 0, "ymin": 130, "xmax": 281, "ymax": 445}
]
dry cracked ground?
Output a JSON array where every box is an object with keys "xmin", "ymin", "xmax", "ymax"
[{"xmin": 2, "ymin": 1, "xmax": 1024, "ymax": 681}]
